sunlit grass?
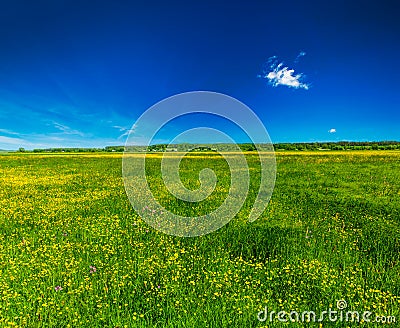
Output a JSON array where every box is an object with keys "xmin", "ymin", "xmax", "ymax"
[{"xmin": 0, "ymin": 151, "xmax": 399, "ymax": 327}]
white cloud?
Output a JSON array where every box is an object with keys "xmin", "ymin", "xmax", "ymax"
[
  {"xmin": 0, "ymin": 135, "xmax": 41, "ymax": 150},
  {"xmin": 0, "ymin": 135, "xmax": 26, "ymax": 145},
  {"xmin": 0, "ymin": 130, "xmax": 25, "ymax": 149},
  {"xmin": 0, "ymin": 128, "xmax": 21, "ymax": 136},
  {"xmin": 260, "ymin": 53, "xmax": 310, "ymax": 90},
  {"xmin": 294, "ymin": 51, "xmax": 306, "ymax": 63},
  {"xmin": 266, "ymin": 66, "xmax": 309, "ymax": 89},
  {"xmin": 328, "ymin": 128, "xmax": 336, "ymax": 133},
  {"xmin": 113, "ymin": 124, "xmax": 137, "ymax": 139},
  {"xmin": 0, "ymin": 120, "xmax": 137, "ymax": 150},
  {"xmin": 53, "ymin": 122, "xmax": 85, "ymax": 137},
  {"xmin": 112, "ymin": 125, "xmax": 127, "ymax": 132}
]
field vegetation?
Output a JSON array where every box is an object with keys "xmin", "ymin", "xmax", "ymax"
[{"xmin": 0, "ymin": 151, "xmax": 399, "ymax": 327}]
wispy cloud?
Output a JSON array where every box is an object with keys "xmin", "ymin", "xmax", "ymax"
[
  {"xmin": 52, "ymin": 122, "xmax": 85, "ymax": 137},
  {"xmin": 0, "ymin": 132, "xmax": 123, "ymax": 150},
  {"xmin": 0, "ymin": 128, "xmax": 21, "ymax": 136},
  {"xmin": 0, "ymin": 135, "xmax": 26, "ymax": 146},
  {"xmin": 259, "ymin": 53, "xmax": 310, "ymax": 90},
  {"xmin": 294, "ymin": 51, "xmax": 306, "ymax": 63},
  {"xmin": 328, "ymin": 128, "xmax": 337, "ymax": 133},
  {"xmin": 112, "ymin": 125, "xmax": 137, "ymax": 139},
  {"xmin": 112, "ymin": 125, "xmax": 127, "ymax": 131},
  {"xmin": 0, "ymin": 129, "xmax": 27, "ymax": 149}
]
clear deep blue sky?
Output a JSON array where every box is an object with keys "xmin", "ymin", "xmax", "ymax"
[{"xmin": 0, "ymin": 0, "xmax": 399, "ymax": 149}]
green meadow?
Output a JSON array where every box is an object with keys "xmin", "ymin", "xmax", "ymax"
[{"xmin": 0, "ymin": 151, "xmax": 399, "ymax": 327}]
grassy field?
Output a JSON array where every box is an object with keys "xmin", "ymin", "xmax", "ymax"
[{"xmin": 0, "ymin": 151, "xmax": 399, "ymax": 327}]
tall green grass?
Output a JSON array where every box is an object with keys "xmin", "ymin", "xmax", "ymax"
[{"xmin": 0, "ymin": 152, "xmax": 398, "ymax": 327}]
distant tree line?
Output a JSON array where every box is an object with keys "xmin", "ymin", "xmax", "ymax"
[
  {"xmin": 273, "ymin": 141, "xmax": 400, "ymax": 151},
  {"xmin": 23, "ymin": 141, "xmax": 400, "ymax": 153}
]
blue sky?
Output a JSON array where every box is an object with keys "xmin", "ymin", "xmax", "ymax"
[{"xmin": 0, "ymin": 0, "xmax": 399, "ymax": 149}]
